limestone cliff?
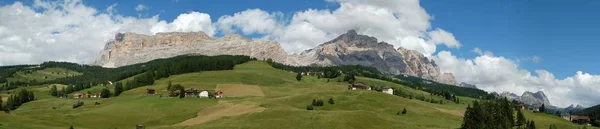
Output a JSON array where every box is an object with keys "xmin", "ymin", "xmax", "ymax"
[{"xmin": 90, "ymin": 30, "xmax": 457, "ymax": 85}]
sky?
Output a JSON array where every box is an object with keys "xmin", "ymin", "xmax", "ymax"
[{"xmin": 0, "ymin": 0, "xmax": 599, "ymax": 107}]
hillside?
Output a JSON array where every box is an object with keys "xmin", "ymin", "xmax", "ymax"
[{"xmin": 0, "ymin": 61, "xmax": 592, "ymax": 129}]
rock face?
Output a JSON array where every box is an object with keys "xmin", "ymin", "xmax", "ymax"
[
  {"xmin": 459, "ymin": 82, "xmax": 478, "ymax": 89},
  {"xmin": 90, "ymin": 30, "xmax": 457, "ymax": 85},
  {"xmin": 500, "ymin": 91, "xmax": 551, "ymax": 107},
  {"xmin": 90, "ymin": 32, "xmax": 289, "ymax": 68}
]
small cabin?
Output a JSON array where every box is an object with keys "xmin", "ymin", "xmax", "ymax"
[
  {"xmin": 215, "ymin": 91, "xmax": 224, "ymax": 98},
  {"xmin": 73, "ymin": 93, "xmax": 81, "ymax": 99},
  {"xmin": 570, "ymin": 115, "xmax": 591, "ymax": 125},
  {"xmin": 199, "ymin": 91, "xmax": 209, "ymax": 98},
  {"xmin": 147, "ymin": 89, "xmax": 156, "ymax": 95},
  {"xmin": 348, "ymin": 82, "xmax": 370, "ymax": 90},
  {"xmin": 381, "ymin": 87, "xmax": 393, "ymax": 95},
  {"xmin": 169, "ymin": 90, "xmax": 181, "ymax": 97},
  {"xmin": 185, "ymin": 89, "xmax": 197, "ymax": 97}
]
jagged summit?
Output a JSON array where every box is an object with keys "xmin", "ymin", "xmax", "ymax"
[{"xmin": 91, "ymin": 30, "xmax": 458, "ymax": 85}]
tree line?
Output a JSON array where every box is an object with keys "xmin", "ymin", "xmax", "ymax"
[
  {"xmin": 1, "ymin": 89, "xmax": 35, "ymax": 111},
  {"xmin": 267, "ymin": 59, "xmax": 493, "ymax": 100},
  {"xmin": 462, "ymin": 97, "xmax": 537, "ymax": 129}
]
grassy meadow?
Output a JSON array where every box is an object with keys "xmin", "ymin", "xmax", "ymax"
[{"xmin": 0, "ymin": 61, "xmax": 594, "ymax": 129}]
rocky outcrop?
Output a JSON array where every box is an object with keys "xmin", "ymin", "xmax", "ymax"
[
  {"xmin": 459, "ymin": 82, "xmax": 478, "ymax": 89},
  {"xmin": 90, "ymin": 32, "xmax": 289, "ymax": 67},
  {"xmin": 500, "ymin": 91, "xmax": 551, "ymax": 107},
  {"xmin": 90, "ymin": 30, "xmax": 457, "ymax": 85}
]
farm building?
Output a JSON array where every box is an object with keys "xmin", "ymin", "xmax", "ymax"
[
  {"xmin": 381, "ymin": 87, "xmax": 393, "ymax": 95},
  {"xmin": 73, "ymin": 93, "xmax": 81, "ymax": 99},
  {"xmin": 169, "ymin": 90, "xmax": 181, "ymax": 97},
  {"xmin": 199, "ymin": 91, "xmax": 209, "ymax": 98},
  {"xmin": 215, "ymin": 91, "xmax": 224, "ymax": 98},
  {"xmin": 517, "ymin": 104, "xmax": 526, "ymax": 110},
  {"xmin": 348, "ymin": 82, "xmax": 370, "ymax": 90},
  {"xmin": 185, "ymin": 88, "xmax": 198, "ymax": 97},
  {"xmin": 147, "ymin": 89, "xmax": 156, "ymax": 95},
  {"xmin": 570, "ymin": 115, "xmax": 591, "ymax": 125}
]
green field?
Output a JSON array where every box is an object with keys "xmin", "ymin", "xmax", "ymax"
[
  {"xmin": 0, "ymin": 61, "xmax": 594, "ymax": 129},
  {"xmin": 6, "ymin": 67, "xmax": 82, "ymax": 83}
]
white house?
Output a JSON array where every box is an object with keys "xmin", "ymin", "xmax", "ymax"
[
  {"xmin": 382, "ymin": 87, "xmax": 393, "ymax": 95},
  {"xmin": 199, "ymin": 91, "xmax": 209, "ymax": 98}
]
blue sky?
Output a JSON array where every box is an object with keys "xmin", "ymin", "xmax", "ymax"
[
  {"xmin": 6, "ymin": 0, "xmax": 591, "ymax": 78},
  {"xmin": 1, "ymin": 0, "xmax": 600, "ymax": 107}
]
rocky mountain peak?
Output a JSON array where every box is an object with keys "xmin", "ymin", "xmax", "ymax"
[
  {"xmin": 459, "ymin": 82, "xmax": 478, "ymax": 89},
  {"xmin": 91, "ymin": 30, "xmax": 458, "ymax": 85}
]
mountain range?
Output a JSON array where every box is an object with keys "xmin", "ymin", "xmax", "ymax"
[{"xmin": 91, "ymin": 30, "xmax": 458, "ymax": 85}]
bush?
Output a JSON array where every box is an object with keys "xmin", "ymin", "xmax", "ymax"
[
  {"xmin": 296, "ymin": 73, "xmax": 302, "ymax": 81},
  {"xmin": 72, "ymin": 101, "xmax": 84, "ymax": 109},
  {"xmin": 306, "ymin": 105, "xmax": 314, "ymax": 110},
  {"xmin": 402, "ymin": 108, "xmax": 407, "ymax": 114},
  {"xmin": 328, "ymin": 98, "xmax": 335, "ymax": 105}
]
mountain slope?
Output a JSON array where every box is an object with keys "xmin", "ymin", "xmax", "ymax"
[{"xmin": 91, "ymin": 30, "xmax": 457, "ymax": 85}]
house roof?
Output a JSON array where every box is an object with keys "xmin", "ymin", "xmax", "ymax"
[{"xmin": 571, "ymin": 115, "xmax": 591, "ymax": 121}]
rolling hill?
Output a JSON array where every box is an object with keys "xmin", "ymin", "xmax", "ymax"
[{"xmin": 0, "ymin": 60, "xmax": 594, "ymax": 129}]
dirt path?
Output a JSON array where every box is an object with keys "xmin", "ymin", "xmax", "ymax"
[
  {"xmin": 176, "ymin": 102, "xmax": 266, "ymax": 126},
  {"xmin": 435, "ymin": 107, "xmax": 464, "ymax": 117},
  {"xmin": 216, "ymin": 84, "xmax": 265, "ymax": 97}
]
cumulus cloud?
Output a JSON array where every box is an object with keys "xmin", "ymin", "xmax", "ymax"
[
  {"xmin": 135, "ymin": 4, "xmax": 148, "ymax": 11},
  {"xmin": 216, "ymin": 0, "xmax": 461, "ymax": 55},
  {"xmin": 0, "ymin": 0, "xmax": 214, "ymax": 66},
  {"xmin": 431, "ymin": 49, "xmax": 600, "ymax": 107}
]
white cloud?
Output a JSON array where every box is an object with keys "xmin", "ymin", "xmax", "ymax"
[
  {"xmin": 432, "ymin": 49, "xmax": 600, "ymax": 107},
  {"xmin": 216, "ymin": 9, "xmax": 283, "ymax": 35},
  {"xmin": 135, "ymin": 4, "xmax": 148, "ymax": 12},
  {"xmin": 0, "ymin": 0, "xmax": 214, "ymax": 66},
  {"xmin": 216, "ymin": 0, "xmax": 461, "ymax": 55}
]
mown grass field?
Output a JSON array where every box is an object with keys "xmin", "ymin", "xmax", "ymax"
[
  {"xmin": 6, "ymin": 67, "xmax": 82, "ymax": 83},
  {"xmin": 0, "ymin": 61, "xmax": 594, "ymax": 129}
]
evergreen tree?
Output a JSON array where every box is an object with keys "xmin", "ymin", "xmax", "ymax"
[
  {"xmin": 328, "ymin": 97, "xmax": 335, "ymax": 105},
  {"xmin": 69, "ymin": 125, "xmax": 74, "ymax": 129},
  {"xmin": 296, "ymin": 72, "xmax": 302, "ymax": 81},
  {"xmin": 114, "ymin": 82, "xmax": 123, "ymax": 96},
  {"xmin": 312, "ymin": 99, "xmax": 317, "ymax": 106},
  {"xmin": 527, "ymin": 120, "xmax": 536, "ymax": 129},
  {"xmin": 167, "ymin": 81, "xmax": 172, "ymax": 91},
  {"xmin": 306, "ymin": 105, "xmax": 314, "ymax": 110},
  {"xmin": 50, "ymin": 85, "xmax": 58, "ymax": 97},
  {"xmin": 100, "ymin": 89, "xmax": 110, "ymax": 98},
  {"xmin": 0, "ymin": 95, "xmax": 3, "ymax": 110},
  {"xmin": 402, "ymin": 108, "xmax": 407, "ymax": 114},
  {"xmin": 517, "ymin": 108, "xmax": 527, "ymax": 126},
  {"xmin": 65, "ymin": 85, "xmax": 74, "ymax": 94},
  {"xmin": 539, "ymin": 104, "xmax": 546, "ymax": 113},
  {"xmin": 179, "ymin": 90, "xmax": 185, "ymax": 98}
]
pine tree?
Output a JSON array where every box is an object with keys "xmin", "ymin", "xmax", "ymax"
[
  {"xmin": 69, "ymin": 125, "xmax": 74, "ymax": 129},
  {"xmin": 527, "ymin": 120, "xmax": 536, "ymax": 129},
  {"xmin": 312, "ymin": 99, "xmax": 317, "ymax": 106},
  {"xmin": 539, "ymin": 104, "xmax": 546, "ymax": 113},
  {"xmin": 0, "ymin": 95, "xmax": 3, "ymax": 110},
  {"xmin": 167, "ymin": 81, "xmax": 172, "ymax": 91},
  {"xmin": 65, "ymin": 85, "xmax": 74, "ymax": 94},
  {"xmin": 296, "ymin": 72, "xmax": 302, "ymax": 81},
  {"xmin": 100, "ymin": 89, "xmax": 110, "ymax": 98},
  {"xmin": 179, "ymin": 90, "xmax": 185, "ymax": 98},
  {"xmin": 114, "ymin": 82, "xmax": 123, "ymax": 96},
  {"xmin": 402, "ymin": 108, "xmax": 407, "ymax": 114},
  {"xmin": 516, "ymin": 108, "xmax": 527, "ymax": 126},
  {"xmin": 50, "ymin": 85, "xmax": 58, "ymax": 97}
]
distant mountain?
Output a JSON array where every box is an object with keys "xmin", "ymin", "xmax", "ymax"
[
  {"xmin": 459, "ymin": 82, "xmax": 477, "ymax": 89},
  {"xmin": 91, "ymin": 30, "xmax": 458, "ymax": 85},
  {"xmin": 500, "ymin": 91, "xmax": 551, "ymax": 107},
  {"xmin": 563, "ymin": 104, "xmax": 586, "ymax": 113}
]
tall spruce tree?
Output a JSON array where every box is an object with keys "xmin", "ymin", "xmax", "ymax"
[
  {"xmin": 50, "ymin": 85, "xmax": 58, "ymax": 97},
  {"xmin": 539, "ymin": 104, "xmax": 546, "ymax": 113},
  {"xmin": 516, "ymin": 108, "xmax": 526, "ymax": 126},
  {"xmin": 296, "ymin": 72, "xmax": 302, "ymax": 81},
  {"xmin": 100, "ymin": 89, "xmax": 110, "ymax": 98},
  {"xmin": 114, "ymin": 82, "xmax": 123, "ymax": 96}
]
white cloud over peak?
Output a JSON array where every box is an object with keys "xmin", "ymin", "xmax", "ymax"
[
  {"xmin": 431, "ymin": 49, "xmax": 600, "ymax": 107},
  {"xmin": 0, "ymin": 0, "xmax": 214, "ymax": 66},
  {"xmin": 216, "ymin": 0, "xmax": 461, "ymax": 55},
  {"xmin": 135, "ymin": 4, "xmax": 148, "ymax": 11}
]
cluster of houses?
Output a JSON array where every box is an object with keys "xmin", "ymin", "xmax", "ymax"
[
  {"xmin": 148, "ymin": 88, "xmax": 224, "ymax": 98},
  {"xmin": 72, "ymin": 92, "xmax": 102, "ymax": 99},
  {"xmin": 347, "ymin": 82, "xmax": 394, "ymax": 95},
  {"xmin": 517, "ymin": 104, "xmax": 592, "ymax": 125}
]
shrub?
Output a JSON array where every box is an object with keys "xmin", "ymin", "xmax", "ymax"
[
  {"xmin": 306, "ymin": 105, "xmax": 314, "ymax": 110},
  {"xmin": 402, "ymin": 108, "xmax": 407, "ymax": 114},
  {"xmin": 328, "ymin": 98, "xmax": 335, "ymax": 105},
  {"xmin": 72, "ymin": 101, "xmax": 84, "ymax": 109}
]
